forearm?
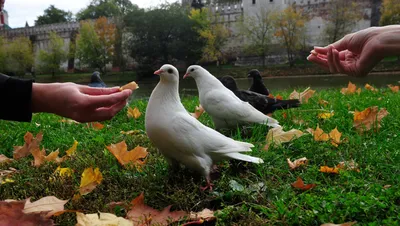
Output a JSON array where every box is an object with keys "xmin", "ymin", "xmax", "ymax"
[
  {"xmin": 374, "ymin": 25, "xmax": 400, "ymax": 58},
  {"xmin": 32, "ymin": 83, "xmax": 62, "ymax": 114}
]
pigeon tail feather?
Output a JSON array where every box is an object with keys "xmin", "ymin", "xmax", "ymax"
[{"xmin": 224, "ymin": 152, "xmax": 264, "ymax": 164}]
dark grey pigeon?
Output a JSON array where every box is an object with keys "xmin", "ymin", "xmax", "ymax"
[
  {"xmin": 220, "ymin": 76, "xmax": 301, "ymax": 115},
  {"xmin": 88, "ymin": 71, "xmax": 106, "ymax": 87},
  {"xmin": 248, "ymin": 69, "xmax": 270, "ymax": 96}
]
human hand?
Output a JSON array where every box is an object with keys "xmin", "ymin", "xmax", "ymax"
[
  {"xmin": 32, "ymin": 82, "xmax": 132, "ymax": 122},
  {"xmin": 307, "ymin": 27, "xmax": 385, "ymax": 77}
]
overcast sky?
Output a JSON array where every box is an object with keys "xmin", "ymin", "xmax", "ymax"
[{"xmin": 5, "ymin": 0, "xmax": 178, "ymax": 28}]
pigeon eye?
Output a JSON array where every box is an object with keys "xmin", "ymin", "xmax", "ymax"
[
  {"xmin": 190, "ymin": 68, "xmax": 195, "ymax": 72},
  {"xmin": 167, "ymin": 69, "xmax": 173, "ymax": 74}
]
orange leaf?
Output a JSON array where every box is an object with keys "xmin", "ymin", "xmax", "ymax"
[
  {"xmin": 365, "ymin": 83, "xmax": 377, "ymax": 92},
  {"xmin": 106, "ymin": 141, "xmax": 148, "ymax": 168},
  {"xmin": 329, "ymin": 127, "xmax": 342, "ymax": 147},
  {"xmin": 320, "ymin": 166, "xmax": 339, "ymax": 174},
  {"xmin": 291, "ymin": 177, "xmax": 316, "ymax": 191},
  {"xmin": 190, "ymin": 105, "xmax": 205, "ymax": 119},
  {"xmin": 388, "ymin": 84, "xmax": 399, "ymax": 93},
  {"xmin": 341, "ymin": 82, "xmax": 358, "ymax": 95},
  {"xmin": 353, "ymin": 106, "xmax": 389, "ymax": 132},
  {"xmin": 275, "ymin": 94, "xmax": 283, "ymax": 100},
  {"xmin": 287, "ymin": 157, "xmax": 308, "ymax": 170},
  {"xmin": 13, "ymin": 132, "xmax": 43, "ymax": 160},
  {"xmin": 313, "ymin": 125, "xmax": 330, "ymax": 142},
  {"xmin": 127, "ymin": 107, "xmax": 141, "ymax": 119},
  {"xmin": 87, "ymin": 122, "xmax": 104, "ymax": 130},
  {"xmin": 127, "ymin": 192, "xmax": 187, "ymax": 225},
  {"xmin": 31, "ymin": 148, "xmax": 65, "ymax": 167},
  {"xmin": 289, "ymin": 87, "xmax": 315, "ymax": 103},
  {"xmin": 79, "ymin": 167, "xmax": 103, "ymax": 195}
]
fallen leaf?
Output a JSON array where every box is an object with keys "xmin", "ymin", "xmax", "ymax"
[
  {"xmin": 341, "ymin": 82, "xmax": 358, "ymax": 95},
  {"xmin": 79, "ymin": 167, "xmax": 103, "ymax": 195},
  {"xmin": 318, "ymin": 112, "xmax": 334, "ymax": 119},
  {"xmin": 23, "ymin": 196, "xmax": 68, "ymax": 218},
  {"xmin": 0, "ymin": 154, "xmax": 13, "ymax": 164},
  {"xmin": 0, "ymin": 168, "xmax": 18, "ymax": 184},
  {"xmin": 287, "ymin": 157, "xmax": 308, "ymax": 170},
  {"xmin": 72, "ymin": 194, "xmax": 81, "ymax": 202},
  {"xmin": 289, "ymin": 87, "xmax": 315, "ymax": 103},
  {"xmin": 76, "ymin": 212, "xmax": 134, "ymax": 226},
  {"xmin": 127, "ymin": 107, "xmax": 141, "ymax": 119},
  {"xmin": 127, "ymin": 192, "xmax": 187, "ymax": 225},
  {"xmin": 54, "ymin": 166, "xmax": 73, "ymax": 177},
  {"xmin": 13, "ymin": 132, "xmax": 43, "ymax": 159},
  {"xmin": 66, "ymin": 140, "xmax": 79, "ymax": 156},
  {"xmin": 320, "ymin": 166, "xmax": 339, "ymax": 174},
  {"xmin": 184, "ymin": 209, "xmax": 216, "ymax": 225},
  {"xmin": 388, "ymin": 84, "xmax": 399, "ymax": 93},
  {"xmin": 353, "ymin": 106, "xmax": 389, "ymax": 132},
  {"xmin": 87, "ymin": 122, "xmax": 104, "ymax": 130},
  {"xmin": 282, "ymin": 112, "xmax": 287, "ymax": 119},
  {"xmin": 31, "ymin": 148, "xmax": 65, "ymax": 167},
  {"xmin": 59, "ymin": 118, "xmax": 79, "ymax": 124},
  {"xmin": 321, "ymin": 222, "xmax": 357, "ymax": 226},
  {"xmin": 191, "ymin": 105, "xmax": 205, "ymax": 119},
  {"xmin": 337, "ymin": 160, "xmax": 360, "ymax": 172},
  {"xmin": 106, "ymin": 141, "xmax": 148, "ymax": 168},
  {"xmin": 120, "ymin": 81, "xmax": 139, "ymax": 91},
  {"xmin": 329, "ymin": 127, "xmax": 342, "ymax": 147},
  {"xmin": 319, "ymin": 99, "xmax": 329, "ymax": 106},
  {"xmin": 291, "ymin": 177, "xmax": 316, "ymax": 191},
  {"xmin": 120, "ymin": 130, "xmax": 142, "ymax": 135},
  {"xmin": 275, "ymin": 94, "xmax": 283, "ymax": 100},
  {"xmin": 383, "ymin": 185, "xmax": 391, "ymax": 189},
  {"xmin": 264, "ymin": 127, "xmax": 304, "ymax": 150},
  {"xmin": 0, "ymin": 200, "xmax": 54, "ymax": 225},
  {"xmin": 365, "ymin": 83, "xmax": 377, "ymax": 92},
  {"xmin": 313, "ymin": 125, "xmax": 330, "ymax": 142}
]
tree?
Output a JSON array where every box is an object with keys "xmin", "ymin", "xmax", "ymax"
[
  {"xmin": 7, "ymin": 37, "xmax": 34, "ymax": 76},
  {"xmin": 0, "ymin": 37, "xmax": 7, "ymax": 73},
  {"xmin": 75, "ymin": 17, "xmax": 116, "ymax": 74},
  {"xmin": 125, "ymin": 3, "xmax": 204, "ymax": 75},
  {"xmin": 189, "ymin": 8, "xmax": 229, "ymax": 65},
  {"xmin": 237, "ymin": 7, "xmax": 273, "ymax": 67},
  {"xmin": 76, "ymin": 0, "xmax": 118, "ymax": 21},
  {"xmin": 37, "ymin": 32, "xmax": 68, "ymax": 77},
  {"xmin": 323, "ymin": 0, "xmax": 363, "ymax": 43},
  {"xmin": 35, "ymin": 5, "xmax": 73, "ymax": 26},
  {"xmin": 380, "ymin": 0, "xmax": 400, "ymax": 25},
  {"xmin": 272, "ymin": 6, "xmax": 307, "ymax": 67}
]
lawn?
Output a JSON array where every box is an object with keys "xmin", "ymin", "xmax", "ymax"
[{"xmin": 0, "ymin": 85, "xmax": 399, "ymax": 225}]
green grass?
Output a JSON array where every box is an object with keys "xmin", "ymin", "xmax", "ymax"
[{"xmin": 1, "ymin": 87, "xmax": 400, "ymax": 225}]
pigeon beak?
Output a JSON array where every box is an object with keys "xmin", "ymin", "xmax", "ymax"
[
  {"xmin": 154, "ymin": 69, "xmax": 163, "ymax": 75},
  {"xmin": 183, "ymin": 72, "xmax": 190, "ymax": 79}
]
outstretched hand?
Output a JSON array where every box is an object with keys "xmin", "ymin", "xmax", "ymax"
[
  {"xmin": 32, "ymin": 82, "xmax": 132, "ymax": 122},
  {"xmin": 307, "ymin": 27, "xmax": 384, "ymax": 77}
]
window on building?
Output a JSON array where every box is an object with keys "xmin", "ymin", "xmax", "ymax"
[{"xmin": 252, "ymin": 0, "xmax": 256, "ymax": 4}]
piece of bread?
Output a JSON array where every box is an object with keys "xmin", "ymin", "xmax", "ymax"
[{"xmin": 120, "ymin": 81, "xmax": 139, "ymax": 91}]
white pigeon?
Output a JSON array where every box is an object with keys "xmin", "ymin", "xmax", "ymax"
[
  {"xmin": 184, "ymin": 65, "xmax": 281, "ymax": 129},
  {"xmin": 145, "ymin": 64, "xmax": 264, "ymax": 190}
]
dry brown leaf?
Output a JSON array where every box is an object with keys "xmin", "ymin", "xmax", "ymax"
[
  {"xmin": 191, "ymin": 105, "xmax": 205, "ymax": 119},
  {"xmin": 0, "ymin": 200, "xmax": 54, "ymax": 225},
  {"xmin": 0, "ymin": 154, "xmax": 13, "ymax": 164},
  {"xmin": 320, "ymin": 166, "xmax": 339, "ymax": 174},
  {"xmin": 291, "ymin": 177, "xmax": 316, "ymax": 191},
  {"xmin": 58, "ymin": 118, "xmax": 79, "ymax": 124},
  {"xmin": 120, "ymin": 81, "xmax": 139, "ymax": 91},
  {"xmin": 388, "ymin": 84, "xmax": 399, "ymax": 93},
  {"xmin": 365, "ymin": 83, "xmax": 377, "ymax": 92},
  {"xmin": 329, "ymin": 127, "xmax": 342, "ymax": 147},
  {"xmin": 287, "ymin": 157, "xmax": 308, "ymax": 170},
  {"xmin": 106, "ymin": 141, "xmax": 148, "ymax": 168},
  {"xmin": 23, "ymin": 196, "xmax": 68, "ymax": 218},
  {"xmin": 341, "ymin": 82, "xmax": 357, "ymax": 95},
  {"xmin": 353, "ymin": 106, "xmax": 389, "ymax": 132},
  {"xmin": 13, "ymin": 132, "xmax": 43, "ymax": 160},
  {"xmin": 0, "ymin": 167, "xmax": 18, "ymax": 184},
  {"xmin": 264, "ymin": 127, "xmax": 304, "ymax": 150},
  {"xmin": 79, "ymin": 167, "xmax": 103, "ymax": 195},
  {"xmin": 313, "ymin": 125, "xmax": 330, "ymax": 142},
  {"xmin": 76, "ymin": 212, "xmax": 134, "ymax": 226},
  {"xmin": 319, "ymin": 99, "xmax": 329, "ymax": 106},
  {"xmin": 31, "ymin": 148, "xmax": 65, "ymax": 167},
  {"xmin": 289, "ymin": 87, "xmax": 315, "ymax": 103},
  {"xmin": 184, "ymin": 209, "xmax": 216, "ymax": 225},
  {"xmin": 321, "ymin": 222, "xmax": 357, "ymax": 226},
  {"xmin": 337, "ymin": 160, "xmax": 360, "ymax": 172},
  {"xmin": 127, "ymin": 107, "xmax": 141, "ymax": 119},
  {"xmin": 120, "ymin": 130, "xmax": 142, "ymax": 135},
  {"xmin": 127, "ymin": 192, "xmax": 187, "ymax": 225},
  {"xmin": 383, "ymin": 185, "xmax": 392, "ymax": 189}
]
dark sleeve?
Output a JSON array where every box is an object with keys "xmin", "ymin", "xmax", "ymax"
[{"xmin": 0, "ymin": 73, "xmax": 34, "ymax": 122}]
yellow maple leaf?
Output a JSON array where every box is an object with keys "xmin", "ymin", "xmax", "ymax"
[
  {"xmin": 106, "ymin": 141, "xmax": 148, "ymax": 169},
  {"xmin": 127, "ymin": 107, "xmax": 141, "ymax": 119},
  {"xmin": 66, "ymin": 140, "xmax": 79, "ymax": 156},
  {"xmin": 320, "ymin": 166, "xmax": 339, "ymax": 174},
  {"xmin": 318, "ymin": 112, "xmax": 334, "ymax": 119},
  {"xmin": 388, "ymin": 84, "xmax": 399, "ymax": 93},
  {"xmin": 54, "ymin": 166, "xmax": 73, "ymax": 177},
  {"xmin": 264, "ymin": 127, "xmax": 304, "ymax": 150},
  {"xmin": 79, "ymin": 167, "xmax": 103, "ymax": 195},
  {"xmin": 353, "ymin": 106, "xmax": 389, "ymax": 132}
]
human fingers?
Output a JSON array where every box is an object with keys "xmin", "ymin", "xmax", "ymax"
[
  {"xmin": 80, "ymin": 86, "xmax": 121, "ymax": 95},
  {"xmin": 332, "ymin": 49, "xmax": 346, "ymax": 74},
  {"xmin": 307, "ymin": 54, "xmax": 329, "ymax": 69},
  {"xmin": 91, "ymin": 100, "xmax": 128, "ymax": 122},
  {"xmin": 327, "ymin": 46, "xmax": 337, "ymax": 73},
  {"xmin": 330, "ymin": 34, "xmax": 352, "ymax": 52},
  {"xmin": 86, "ymin": 89, "xmax": 132, "ymax": 109}
]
